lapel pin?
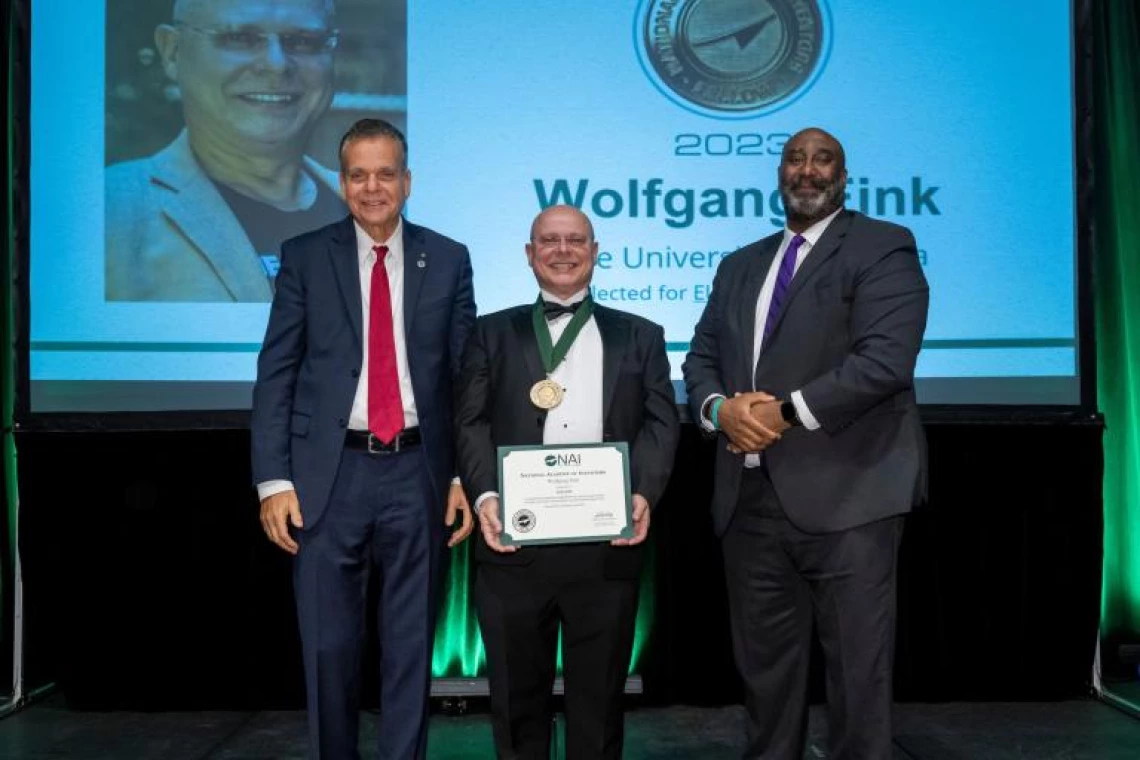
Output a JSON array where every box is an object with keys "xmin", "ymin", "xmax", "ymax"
[{"xmin": 417, "ymin": 252, "xmax": 427, "ymax": 268}]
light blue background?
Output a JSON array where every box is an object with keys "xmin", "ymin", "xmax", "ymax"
[{"xmin": 30, "ymin": 1, "xmax": 1078, "ymax": 396}]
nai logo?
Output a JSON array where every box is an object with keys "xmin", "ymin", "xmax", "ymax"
[
  {"xmin": 545, "ymin": 453, "xmax": 582, "ymax": 467},
  {"xmin": 512, "ymin": 509, "xmax": 536, "ymax": 533},
  {"xmin": 636, "ymin": 0, "xmax": 831, "ymax": 119}
]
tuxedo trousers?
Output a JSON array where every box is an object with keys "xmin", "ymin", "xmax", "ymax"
[
  {"xmin": 723, "ymin": 466, "xmax": 903, "ymax": 760},
  {"xmin": 294, "ymin": 446, "xmax": 443, "ymax": 760},
  {"xmin": 475, "ymin": 544, "xmax": 640, "ymax": 760}
]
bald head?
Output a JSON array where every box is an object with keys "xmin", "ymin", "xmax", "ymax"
[
  {"xmin": 526, "ymin": 205, "xmax": 599, "ymax": 300},
  {"xmin": 779, "ymin": 127, "xmax": 848, "ymax": 231},
  {"xmin": 782, "ymin": 128, "xmax": 846, "ymax": 169},
  {"xmin": 530, "ymin": 205, "xmax": 595, "ymax": 243}
]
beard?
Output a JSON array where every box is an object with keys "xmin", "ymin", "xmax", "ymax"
[{"xmin": 780, "ymin": 174, "xmax": 846, "ymax": 221}]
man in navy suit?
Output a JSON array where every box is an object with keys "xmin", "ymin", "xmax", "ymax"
[
  {"xmin": 251, "ymin": 118, "xmax": 476, "ymax": 759},
  {"xmin": 684, "ymin": 128, "xmax": 929, "ymax": 759}
]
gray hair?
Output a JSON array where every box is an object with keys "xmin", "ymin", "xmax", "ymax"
[{"xmin": 338, "ymin": 118, "xmax": 409, "ymax": 172}]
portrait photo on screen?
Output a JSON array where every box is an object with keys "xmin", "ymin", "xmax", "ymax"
[{"xmin": 102, "ymin": 0, "xmax": 406, "ymax": 303}]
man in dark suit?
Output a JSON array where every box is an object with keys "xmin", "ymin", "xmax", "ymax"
[
  {"xmin": 456, "ymin": 205, "xmax": 679, "ymax": 759},
  {"xmin": 251, "ymin": 118, "xmax": 476, "ymax": 759},
  {"xmin": 683, "ymin": 128, "xmax": 929, "ymax": 759}
]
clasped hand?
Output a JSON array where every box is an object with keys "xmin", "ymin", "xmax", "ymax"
[{"xmin": 718, "ymin": 391, "xmax": 789, "ymax": 454}]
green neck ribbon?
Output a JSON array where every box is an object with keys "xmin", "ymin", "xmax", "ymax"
[{"xmin": 531, "ymin": 296, "xmax": 596, "ymax": 375}]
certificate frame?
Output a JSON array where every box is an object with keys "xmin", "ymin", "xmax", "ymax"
[{"xmin": 496, "ymin": 442, "xmax": 632, "ymax": 547}]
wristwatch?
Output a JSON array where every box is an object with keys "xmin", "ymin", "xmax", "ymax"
[{"xmin": 780, "ymin": 399, "xmax": 802, "ymax": 427}]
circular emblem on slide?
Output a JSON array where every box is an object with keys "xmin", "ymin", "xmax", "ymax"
[
  {"xmin": 512, "ymin": 509, "xmax": 537, "ymax": 533},
  {"xmin": 637, "ymin": 0, "xmax": 830, "ymax": 118}
]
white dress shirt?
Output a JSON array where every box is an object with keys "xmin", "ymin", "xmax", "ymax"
[
  {"xmin": 257, "ymin": 218, "xmax": 417, "ymax": 502},
  {"xmin": 474, "ymin": 287, "xmax": 603, "ymax": 511},
  {"xmin": 701, "ymin": 207, "xmax": 844, "ymax": 457},
  {"xmin": 541, "ymin": 287, "xmax": 605, "ymax": 445},
  {"xmin": 348, "ymin": 218, "xmax": 418, "ymax": 432}
]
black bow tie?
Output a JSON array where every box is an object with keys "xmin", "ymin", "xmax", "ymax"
[{"xmin": 543, "ymin": 300, "xmax": 585, "ymax": 320}]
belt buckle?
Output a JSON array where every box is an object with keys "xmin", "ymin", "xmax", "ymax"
[{"xmin": 367, "ymin": 433, "xmax": 396, "ymax": 454}]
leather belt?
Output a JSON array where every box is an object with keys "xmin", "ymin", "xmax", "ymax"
[{"xmin": 344, "ymin": 427, "xmax": 421, "ymax": 454}]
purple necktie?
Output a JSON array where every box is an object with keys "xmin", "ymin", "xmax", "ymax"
[{"xmin": 762, "ymin": 234, "xmax": 806, "ymax": 340}]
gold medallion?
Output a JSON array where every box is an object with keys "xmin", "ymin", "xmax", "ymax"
[{"xmin": 529, "ymin": 379, "xmax": 564, "ymax": 410}]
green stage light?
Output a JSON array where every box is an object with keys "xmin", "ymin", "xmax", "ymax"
[
  {"xmin": 431, "ymin": 541, "xmax": 655, "ymax": 678},
  {"xmin": 1095, "ymin": 0, "xmax": 1140, "ymax": 641}
]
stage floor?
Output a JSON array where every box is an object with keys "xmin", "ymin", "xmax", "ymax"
[{"xmin": 1, "ymin": 695, "xmax": 1138, "ymax": 759}]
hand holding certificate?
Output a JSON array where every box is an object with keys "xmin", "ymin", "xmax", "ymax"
[{"xmin": 497, "ymin": 443, "xmax": 632, "ymax": 547}]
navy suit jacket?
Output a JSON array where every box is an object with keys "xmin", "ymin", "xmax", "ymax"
[
  {"xmin": 683, "ymin": 210, "xmax": 930, "ymax": 536},
  {"xmin": 251, "ymin": 215, "xmax": 476, "ymax": 527}
]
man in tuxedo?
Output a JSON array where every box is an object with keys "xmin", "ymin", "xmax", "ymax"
[
  {"xmin": 683, "ymin": 128, "xmax": 929, "ymax": 759},
  {"xmin": 456, "ymin": 205, "xmax": 679, "ymax": 759},
  {"xmin": 251, "ymin": 118, "xmax": 475, "ymax": 759}
]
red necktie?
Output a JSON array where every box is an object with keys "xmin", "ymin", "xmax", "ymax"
[{"xmin": 368, "ymin": 245, "xmax": 403, "ymax": 443}]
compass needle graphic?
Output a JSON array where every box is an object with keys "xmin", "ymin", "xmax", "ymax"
[{"xmin": 691, "ymin": 14, "xmax": 777, "ymax": 50}]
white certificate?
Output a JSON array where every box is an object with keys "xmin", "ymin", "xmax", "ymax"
[{"xmin": 497, "ymin": 443, "xmax": 632, "ymax": 546}]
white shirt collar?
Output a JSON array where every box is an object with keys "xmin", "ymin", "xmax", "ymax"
[
  {"xmin": 539, "ymin": 286, "xmax": 590, "ymax": 307},
  {"xmin": 353, "ymin": 217, "xmax": 404, "ymax": 264},
  {"xmin": 784, "ymin": 206, "xmax": 843, "ymax": 248}
]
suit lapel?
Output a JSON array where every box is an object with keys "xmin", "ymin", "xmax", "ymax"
[
  {"xmin": 766, "ymin": 210, "xmax": 852, "ymax": 339},
  {"xmin": 152, "ymin": 133, "xmax": 272, "ymax": 301},
  {"xmin": 328, "ymin": 216, "xmax": 363, "ymax": 349},
  {"xmin": 402, "ymin": 220, "xmax": 428, "ymax": 335},
  {"xmin": 510, "ymin": 307, "xmax": 546, "ymax": 387},
  {"xmin": 593, "ymin": 306, "xmax": 628, "ymax": 423},
  {"xmin": 738, "ymin": 238, "xmax": 780, "ymax": 388}
]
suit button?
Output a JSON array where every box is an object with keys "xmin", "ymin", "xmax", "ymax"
[
  {"xmin": 351, "ymin": 368, "xmax": 360, "ymax": 378},
  {"xmin": 338, "ymin": 418, "xmax": 347, "ymax": 428}
]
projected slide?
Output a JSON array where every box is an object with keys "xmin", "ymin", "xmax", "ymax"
[{"xmin": 28, "ymin": 0, "xmax": 1079, "ymax": 414}]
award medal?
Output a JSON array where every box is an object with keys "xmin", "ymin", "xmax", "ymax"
[
  {"xmin": 530, "ymin": 295, "xmax": 595, "ymax": 411},
  {"xmin": 530, "ymin": 378, "xmax": 564, "ymax": 409}
]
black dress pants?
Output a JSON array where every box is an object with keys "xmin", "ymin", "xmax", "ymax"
[
  {"xmin": 475, "ymin": 544, "xmax": 640, "ymax": 760},
  {"xmin": 722, "ymin": 466, "xmax": 903, "ymax": 760}
]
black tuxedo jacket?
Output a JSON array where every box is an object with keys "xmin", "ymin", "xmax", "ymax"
[
  {"xmin": 456, "ymin": 302, "xmax": 680, "ymax": 577},
  {"xmin": 683, "ymin": 210, "xmax": 930, "ymax": 536}
]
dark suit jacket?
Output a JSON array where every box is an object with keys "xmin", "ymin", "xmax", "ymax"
[
  {"xmin": 456, "ymin": 303, "xmax": 680, "ymax": 577},
  {"xmin": 683, "ymin": 210, "xmax": 929, "ymax": 536},
  {"xmin": 250, "ymin": 215, "xmax": 476, "ymax": 527}
]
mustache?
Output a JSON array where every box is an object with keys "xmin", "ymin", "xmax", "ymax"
[
  {"xmin": 785, "ymin": 177, "xmax": 830, "ymax": 193},
  {"xmin": 779, "ymin": 174, "xmax": 844, "ymax": 217}
]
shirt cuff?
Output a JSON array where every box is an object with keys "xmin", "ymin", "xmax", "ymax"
[
  {"xmin": 257, "ymin": 479, "xmax": 295, "ymax": 502},
  {"xmin": 700, "ymin": 393, "xmax": 726, "ymax": 432},
  {"xmin": 473, "ymin": 491, "xmax": 500, "ymax": 513},
  {"xmin": 451, "ymin": 476, "xmax": 461, "ymax": 486},
  {"xmin": 790, "ymin": 390, "xmax": 821, "ymax": 431}
]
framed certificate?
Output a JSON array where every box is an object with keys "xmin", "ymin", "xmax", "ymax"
[{"xmin": 497, "ymin": 442, "xmax": 632, "ymax": 547}]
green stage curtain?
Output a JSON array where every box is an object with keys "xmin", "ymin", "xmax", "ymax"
[{"xmin": 1095, "ymin": 0, "xmax": 1140, "ymax": 645}]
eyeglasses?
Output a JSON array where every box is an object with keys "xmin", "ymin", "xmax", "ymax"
[
  {"xmin": 176, "ymin": 24, "xmax": 339, "ymax": 57},
  {"xmin": 534, "ymin": 234, "xmax": 592, "ymax": 249}
]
